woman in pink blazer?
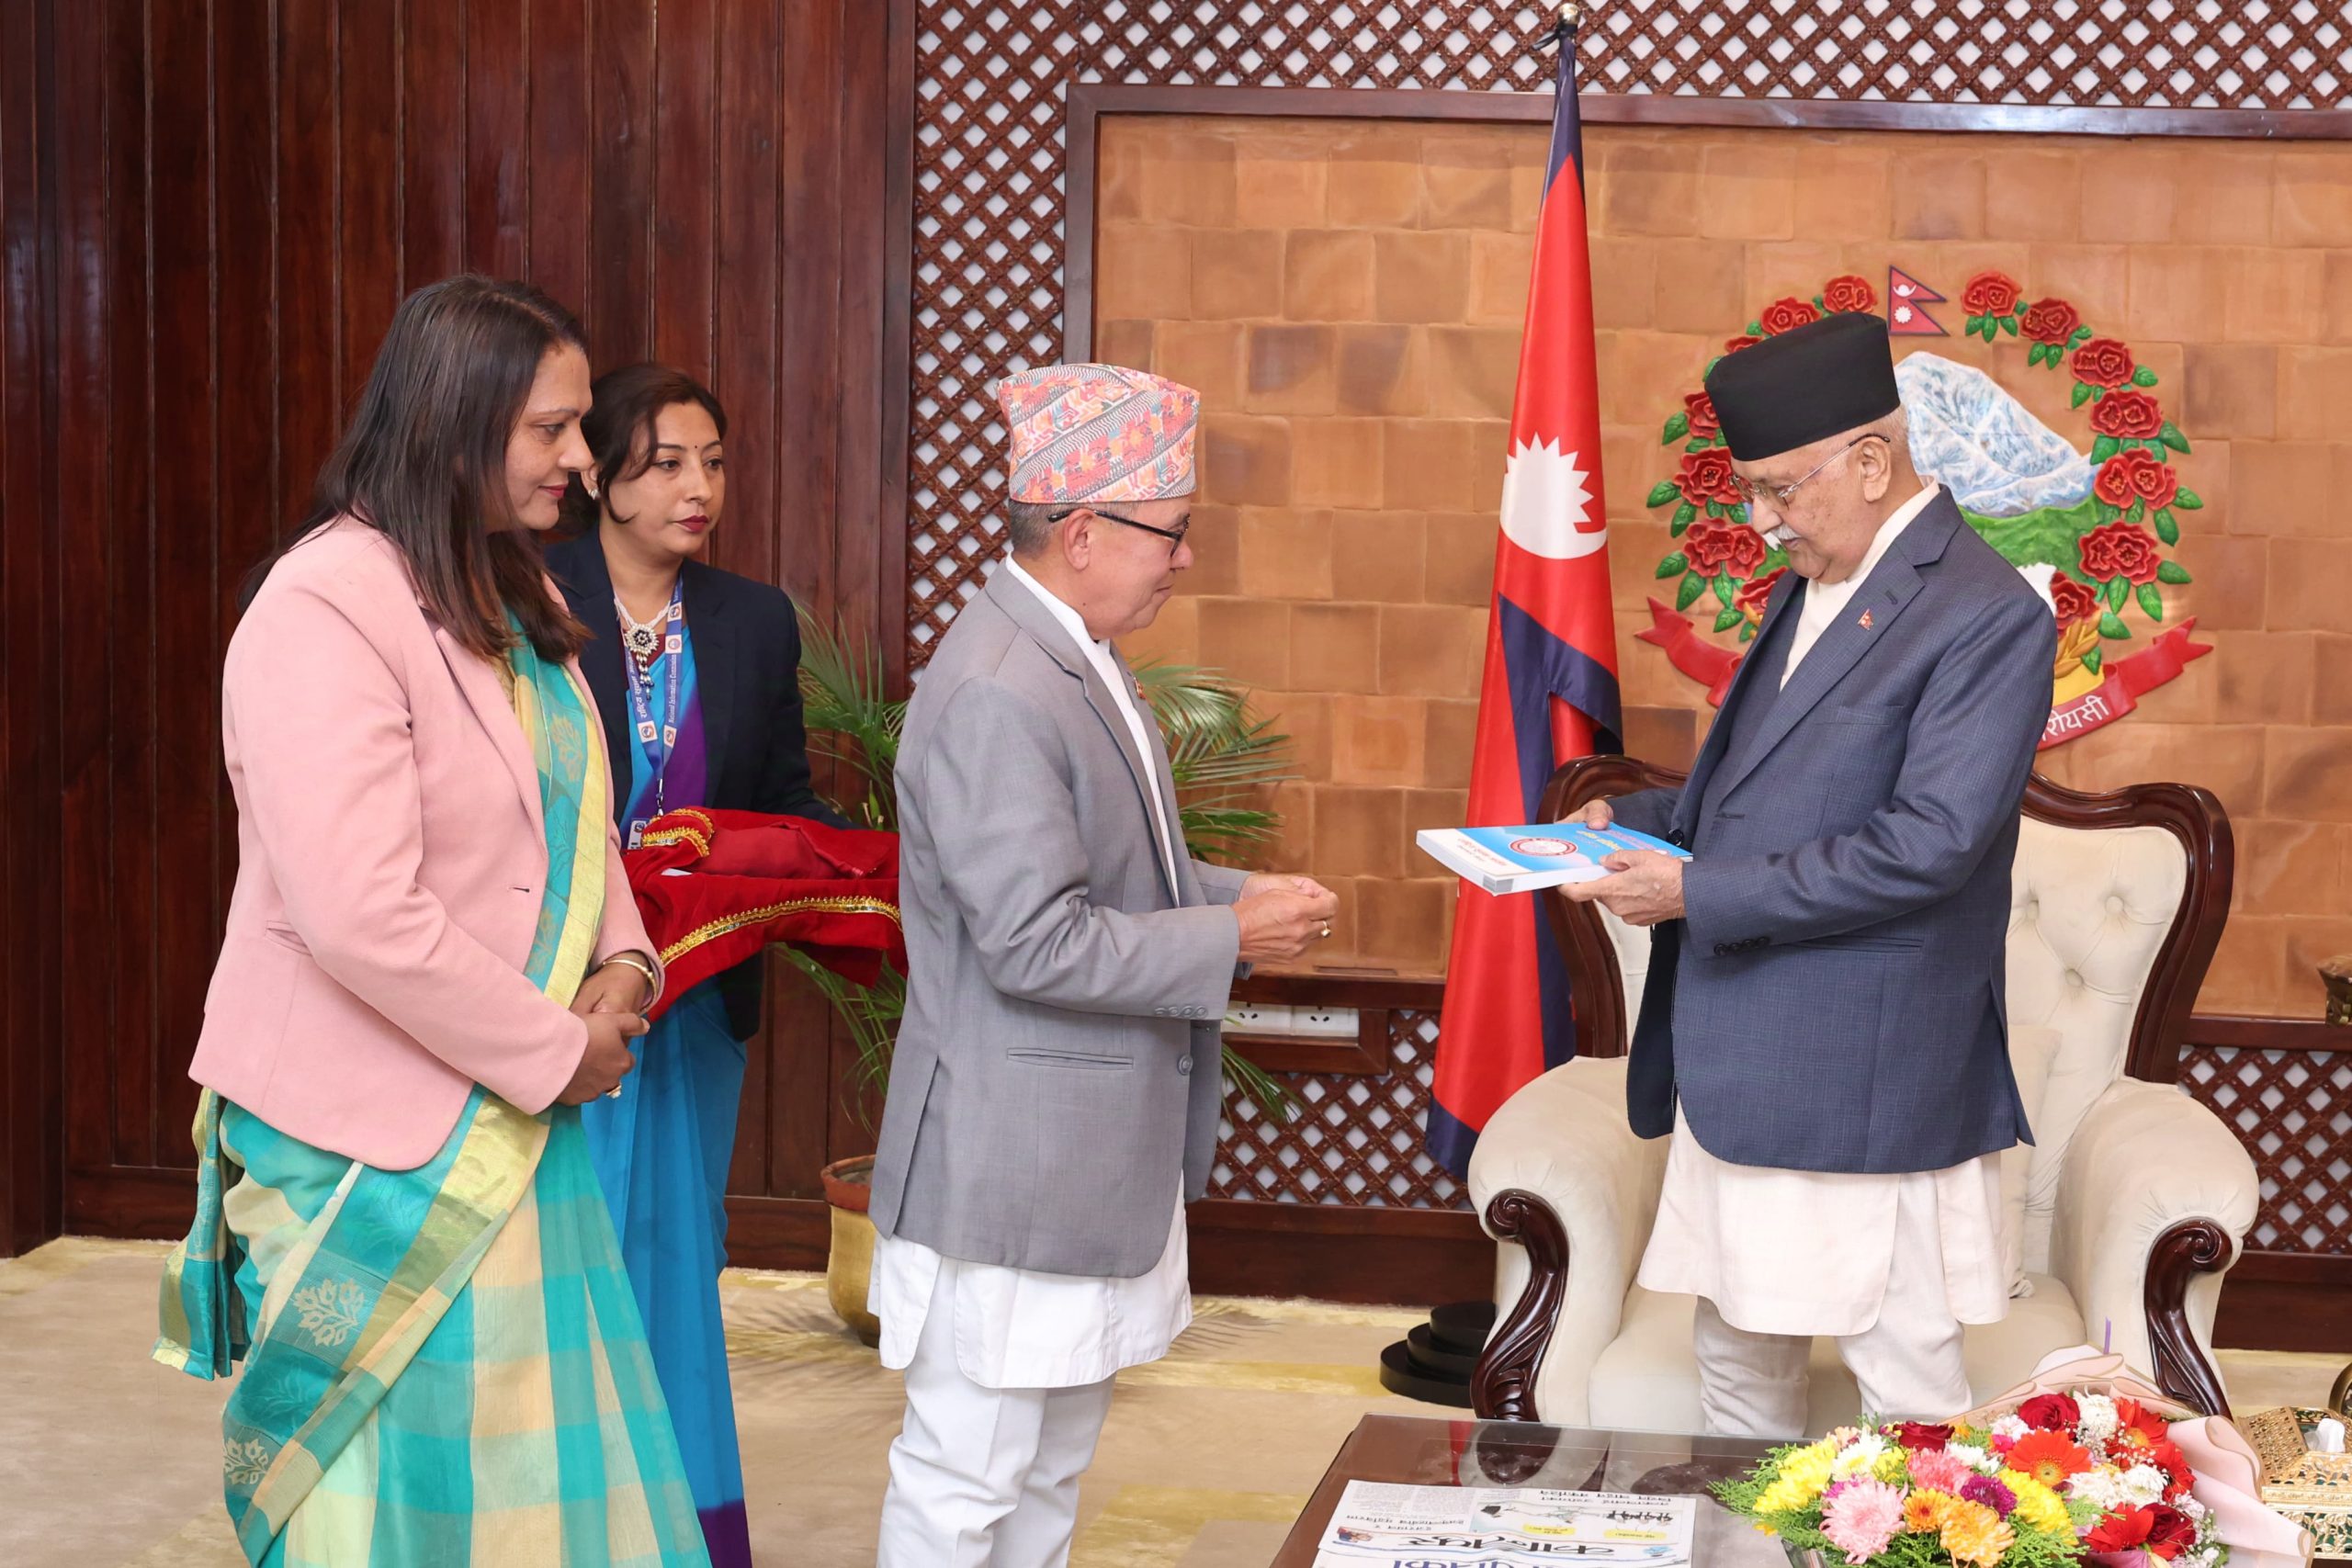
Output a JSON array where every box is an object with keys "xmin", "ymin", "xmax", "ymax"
[{"xmin": 154, "ymin": 276, "xmax": 710, "ymax": 1566}]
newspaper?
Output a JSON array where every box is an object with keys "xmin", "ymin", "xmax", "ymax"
[{"xmin": 1314, "ymin": 1483, "xmax": 1698, "ymax": 1567}]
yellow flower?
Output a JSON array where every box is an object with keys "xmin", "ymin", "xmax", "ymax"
[
  {"xmin": 1872, "ymin": 1446, "xmax": 1909, "ymax": 1483},
  {"xmin": 1998, "ymin": 1470, "xmax": 2072, "ymax": 1536},
  {"xmin": 1940, "ymin": 1499, "xmax": 2018, "ymax": 1567},
  {"xmin": 1905, "ymin": 1490, "xmax": 1956, "ymax": 1533},
  {"xmin": 1776, "ymin": 1442, "xmax": 1838, "ymax": 1503}
]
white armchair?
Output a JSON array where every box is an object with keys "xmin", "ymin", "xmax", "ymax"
[{"xmin": 1467, "ymin": 759, "xmax": 2260, "ymax": 1429}]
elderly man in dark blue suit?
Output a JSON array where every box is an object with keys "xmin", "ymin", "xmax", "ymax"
[{"xmin": 1571, "ymin": 312, "xmax": 2057, "ymax": 1438}]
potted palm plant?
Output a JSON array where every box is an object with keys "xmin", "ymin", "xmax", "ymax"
[{"xmin": 788, "ymin": 609, "xmax": 1300, "ymax": 1342}]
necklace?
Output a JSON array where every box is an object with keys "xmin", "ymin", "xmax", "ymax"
[{"xmin": 616, "ymin": 593, "xmax": 671, "ymax": 670}]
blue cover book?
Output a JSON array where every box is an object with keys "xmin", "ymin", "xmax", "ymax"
[{"xmin": 1415, "ymin": 821, "xmax": 1690, "ymax": 895}]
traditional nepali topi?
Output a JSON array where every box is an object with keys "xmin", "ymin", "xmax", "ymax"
[
  {"xmin": 999, "ymin": 362, "xmax": 1199, "ymax": 503},
  {"xmin": 1704, "ymin": 310, "xmax": 1902, "ymax": 463}
]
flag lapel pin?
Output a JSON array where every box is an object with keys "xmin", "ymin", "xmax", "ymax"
[{"xmin": 1859, "ymin": 609, "xmax": 1875, "ymax": 630}]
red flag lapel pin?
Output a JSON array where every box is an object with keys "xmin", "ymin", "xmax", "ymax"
[{"xmin": 1859, "ymin": 609, "xmax": 1875, "ymax": 630}]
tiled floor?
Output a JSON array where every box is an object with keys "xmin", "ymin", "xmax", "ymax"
[{"xmin": 3, "ymin": 1236, "xmax": 2340, "ymax": 1566}]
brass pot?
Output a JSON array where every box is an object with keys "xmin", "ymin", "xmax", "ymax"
[{"xmin": 820, "ymin": 1155, "xmax": 882, "ymax": 1347}]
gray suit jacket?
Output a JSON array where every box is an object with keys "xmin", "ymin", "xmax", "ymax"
[
  {"xmin": 1611, "ymin": 492, "xmax": 2057, "ymax": 1175},
  {"xmin": 867, "ymin": 567, "xmax": 1250, "ymax": 1278}
]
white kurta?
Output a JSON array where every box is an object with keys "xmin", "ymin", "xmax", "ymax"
[
  {"xmin": 867, "ymin": 554, "xmax": 1193, "ymax": 1391},
  {"xmin": 1635, "ymin": 483, "xmax": 2012, "ymax": 1339}
]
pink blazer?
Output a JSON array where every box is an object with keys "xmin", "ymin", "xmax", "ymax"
[{"xmin": 189, "ymin": 518, "xmax": 660, "ymax": 1170}]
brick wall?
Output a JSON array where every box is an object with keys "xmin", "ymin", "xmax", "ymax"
[{"xmin": 1095, "ymin": 114, "xmax": 2352, "ymax": 1018}]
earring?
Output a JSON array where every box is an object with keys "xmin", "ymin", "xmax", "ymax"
[{"xmin": 582, "ymin": 471, "xmax": 601, "ymax": 501}]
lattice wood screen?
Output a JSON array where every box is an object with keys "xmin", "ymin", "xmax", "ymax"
[
  {"xmin": 2181, "ymin": 1045, "xmax": 2352, "ymax": 1255},
  {"xmin": 1212, "ymin": 1010, "xmax": 1470, "ymax": 1208},
  {"xmin": 908, "ymin": 0, "xmax": 2352, "ymax": 664}
]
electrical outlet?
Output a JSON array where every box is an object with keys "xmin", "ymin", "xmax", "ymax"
[
  {"xmin": 1222, "ymin": 1001, "xmax": 1294, "ymax": 1034},
  {"xmin": 1291, "ymin": 1006, "xmax": 1358, "ymax": 1039}
]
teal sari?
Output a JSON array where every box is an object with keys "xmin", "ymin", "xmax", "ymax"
[{"xmin": 156, "ymin": 626, "xmax": 710, "ymax": 1566}]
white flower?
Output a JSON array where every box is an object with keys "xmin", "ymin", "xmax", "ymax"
[
  {"xmin": 2076, "ymin": 1393, "xmax": 2120, "ymax": 1443},
  {"xmin": 2066, "ymin": 1468, "xmax": 2131, "ymax": 1512},
  {"xmin": 1947, "ymin": 1441, "xmax": 2000, "ymax": 1476},
  {"xmin": 1992, "ymin": 1416, "xmax": 2031, "ymax": 1442},
  {"xmin": 1834, "ymin": 1432, "xmax": 1893, "ymax": 1478},
  {"xmin": 2120, "ymin": 1464, "xmax": 2169, "ymax": 1507}
]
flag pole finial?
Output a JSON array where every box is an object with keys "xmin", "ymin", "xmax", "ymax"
[{"xmin": 1551, "ymin": 3, "xmax": 1584, "ymax": 44}]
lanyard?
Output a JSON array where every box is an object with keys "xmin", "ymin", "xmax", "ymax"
[{"xmin": 618, "ymin": 580, "xmax": 685, "ymax": 847}]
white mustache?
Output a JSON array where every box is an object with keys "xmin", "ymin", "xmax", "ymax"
[{"xmin": 1760, "ymin": 524, "xmax": 1798, "ymax": 548}]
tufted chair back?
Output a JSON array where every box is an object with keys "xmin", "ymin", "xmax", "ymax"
[{"xmin": 1539, "ymin": 762, "xmax": 2232, "ymax": 1273}]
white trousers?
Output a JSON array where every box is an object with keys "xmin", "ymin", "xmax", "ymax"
[
  {"xmin": 876, "ymin": 1273, "xmax": 1117, "ymax": 1568},
  {"xmin": 1691, "ymin": 1170, "xmax": 1974, "ymax": 1438}
]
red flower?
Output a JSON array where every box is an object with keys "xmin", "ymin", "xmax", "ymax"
[
  {"xmin": 1684, "ymin": 390, "xmax": 1721, "ymax": 438},
  {"xmin": 2089, "ymin": 389, "xmax": 2165, "ymax": 441},
  {"xmin": 1894, "ymin": 1421, "xmax": 1954, "ymax": 1451},
  {"xmin": 1823, "ymin": 274, "xmax": 1878, "ymax": 314},
  {"xmin": 2087, "ymin": 1506, "xmax": 2200, "ymax": 1562},
  {"xmin": 2094, "ymin": 449, "xmax": 2180, "ymax": 512},
  {"xmin": 2142, "ymin": 1437, "xmax": 2197, "ymax": 1501},
  {"xmin": 1759, "ymin": 297, "xmax": 1822, "ymax": 336},
  {"xmin": 1962, "ymin": 270, "xmax": 2024, "ymax": 319},
  {"xmin": 2019, "ymin": 297, "xmax": 2082, "ymax": 345},
  {"xmin": 1723, "ymin": 333, "xmax": 1763, "ymax": 355},
  {"xmin": 2114, "ymin": 1399, "xmax": 2175, "ymax": 1450},
  {"xmin": 2018, "ymin": 1393, "xmax": 2082, "ymax": 1432},
  {"xmin": 2078, "ymin": 522, "xmax": 2163, "ymax": 585},
  {"xmin": 2050, "ymin": 573, "xmax": 2102, "ymax": 626},
  {"xmin": 1676, "ymin": 449, "xmax": 1741, "ymax": 507},
  {"xmin": 1684, "ymin": 520, "xmax": 1767, "ymax": 579},
  {"xmin": 2009, "ymin": 1429, "xmax": 2096, "ymax": 1489},
  {"xmin": 2074, "ymin": 336, "xmax": 2137, "ymax": 389},
  {"xmin": 1733, "ymin": 567, "xmax": 1785, "ymax": 625}
]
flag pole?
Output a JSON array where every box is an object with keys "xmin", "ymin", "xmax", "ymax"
[{"xmin": 1552, "ymin": 3, "xmax": 1583, "ymax": 49}]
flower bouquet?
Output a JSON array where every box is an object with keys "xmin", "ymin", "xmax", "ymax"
[{"xmin": 1715, "ymin": 1351, "xmax": 2312, "ymax": 1568}]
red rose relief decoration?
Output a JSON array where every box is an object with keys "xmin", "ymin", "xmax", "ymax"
[{"xmin": 1638, "ymin": 266, "xmax": 2210, "ymax": 750}]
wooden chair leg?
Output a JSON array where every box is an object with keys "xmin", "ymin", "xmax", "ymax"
[
  {"xmin": 2144, "ymin": 1217, "xmax": 2233, "ymax": 1418},
  {"xmin": 1472, "ymin": 1188, "xmax": 1569, "ymax": 1423}
]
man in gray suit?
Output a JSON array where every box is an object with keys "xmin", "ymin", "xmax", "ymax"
[
  {"xmin": 867, "ymin": 362, "xmax": 1338, "ymax": 1565},
  {"xmin": 1570, "ymin": 313, "xmax": 2056, "ymax": 1437}
]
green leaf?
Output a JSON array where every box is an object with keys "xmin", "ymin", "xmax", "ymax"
[
  {"xmin": 2026, "ymin": 343, "xmax": 2045, "ymax": 367},
  {"xmin": 1646, "ymin": 480, "xmax": 1681, "ymax": 509},
  {"xmin": 2154, "ymin": 510, "xmax": 2179, "ymax": 546},
  {"xmin": 1999, "ymin": 314, "xmax": 2019, "ymax": 336},
  {"xmin": 2159, "ymin": 421, "xmax": 2190, "ymax": 454},
  {"xmin": 1746, "ymin": 320, "xmax": 1763, "ymax": 336},
  {"xmin": 1738, "ymin": 620, "xmax": 1757, "ymax": 642},
  {"xmin": 1656, "ymin": 552, "xmax": 1690, "ymax": 579},
  {"xmin": 1812, "ymin": 295, "xmax": 1826, "ymax": 310},
  {"xmin": 2096, "ymin": 500, "xmax": 2120, "ymax": 525},
  {"xmin": 1713, "ymin": 575, "xmax": 1736, "ymax": 607},
  {"xmin": 2132, "ymin": 366, "xmax": 2159, "ymax": 388},
  {"xmin": 1713, "ymin": 605, "xmax": 1745, "ymax": 634},
  {"xmin": 1704, "ymin": 355, "xmax": 1725, "ymax": 378},
  {"xmin": 1705, "ymin": 500, "xmax": 1724, "ymax": 519},
  {"xmin": 1676, "ymin": 571, "xmax": 1707, "ymax": 611},
  {"xmin": 2069, "ymin": 325, "xmax": 2094, "ymax": 349},
  {"xmin": 2156, "ymin": 559, "xmax": 2191, "ymax": 585},
  {"xmin": 1673, "ymin": 501, "xmax": 1698, "ymax": 525},
  {"xmin": 1662, "ymin": 412, "xmax": 1691, "ymax": 444},
  {"xmin": 2099, "ymin": 610, "xmax": 2132, "ymax": 641},
  {"xmin": 2082, "ymin": 645, "xmax": 2104, "ymax": 675},
  {"xmin": 2105, "ymin": 576, "xmax": 2129, "ymax": 611},
  {"xmin": 2137, "ymin": 582, "xmax": 2165, "ymax": 622},
  {"xmin": 2089, "ymin": 384, "xmax": 2106, "ymax": 401},
  {"xmin": 2127, "ymin": 498, "xmax": 2146, "ymax": 524},
  {"xmin": 2091, "ymin": 435, "xmax": 2120, "ymax": 464},
  {"xmin": 1686, "ymin": 438, "xmax": 1713, "ymax": 455},
  {"xmin": 2072, "ymin": 382, "xmax": 2095, "ymax": 410},
  {"xmin": 2173, "ymin": 488, "xmax": 2204, "ymax": 511},
  {"xmin": 1763, "ymin": 547, "xmax": 1790, "ymax": 572},
  {"xmin": 1728, "ymin": 503, "xmax": 1749, "ymax": 525}
]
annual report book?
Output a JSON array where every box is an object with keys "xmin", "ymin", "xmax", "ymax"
[
  {"xmin": 1314, "ymin": 1483, "xmax": 1696, "ymax": 1567},
  {"xmin": 1415, "ymin": 821, "xmax": 1690, "ymax": 896}
]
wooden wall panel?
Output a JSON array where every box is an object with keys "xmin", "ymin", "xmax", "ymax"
[{"xmin": 6, "ymin": 0, "xmax": 916, "ymax": 1256}]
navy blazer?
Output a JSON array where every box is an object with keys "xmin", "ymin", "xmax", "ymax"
[
  {"xmin": 546, "ymin": 532, "xmax": 850, "ymax": 1042},
  {"xmin": 1610, "ymin": 491, "xmax": 2057, "ymax": 1176}
]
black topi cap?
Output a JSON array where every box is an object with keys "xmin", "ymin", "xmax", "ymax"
[{"xmin": 1703, "ymin": 311, "xmax": 1901, "ymax": 463}]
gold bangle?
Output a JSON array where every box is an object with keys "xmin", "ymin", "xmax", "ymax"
[{"xmin": 600, "ymin": 953, "xmax": 659, "ymax": 1010}]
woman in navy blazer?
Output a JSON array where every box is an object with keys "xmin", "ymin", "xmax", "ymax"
[{"xmin": 547, "ymin": 363, "xmax": 847, "ymax": 1567}]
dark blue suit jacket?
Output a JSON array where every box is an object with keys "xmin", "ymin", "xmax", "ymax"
[
  {"xmin": 547, "ymin": 532, "xmax": 850, "ymax": 1041},
  {"xmin": 1610, "ymin": 491, "xmax": 2057, "ymax": 1175}
]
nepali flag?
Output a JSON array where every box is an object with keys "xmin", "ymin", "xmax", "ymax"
[{"xmin": 1427, "ymin": 23, "xmax": 1622, "ymax": 1178}]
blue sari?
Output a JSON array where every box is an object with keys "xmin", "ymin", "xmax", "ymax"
[{"xmin": 582, "ymin": 617, "xmax": 755, "ymax": 1567}]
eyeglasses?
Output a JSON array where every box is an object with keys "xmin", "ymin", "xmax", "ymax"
[
  {"xmin": 1048, "ymin": 505, "xmax": 1191, "ymax": 554},
  {"xmin": 1728, "ymin": 434, "xmax": 1882, "ymax": 512}
]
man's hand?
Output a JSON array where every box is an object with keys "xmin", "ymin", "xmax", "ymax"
[
  {"xmin": 1563, "ymin": 849, "xmax": 1686, "ymax": 928},
  {"xmin": 574, "ymin": 956, "xmax": 655, "ymax": 1018},
  {"xmin": 556, "ymin": 1010, "xmax": 650, "ymax": 1104},
  {"xmin": 1234, "ymin": 875, "xmax": 1340, "ymax": 964},
  {"xmin": 1579, "ymin": 798, "xmax": 1613, "ymax": 830}
]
